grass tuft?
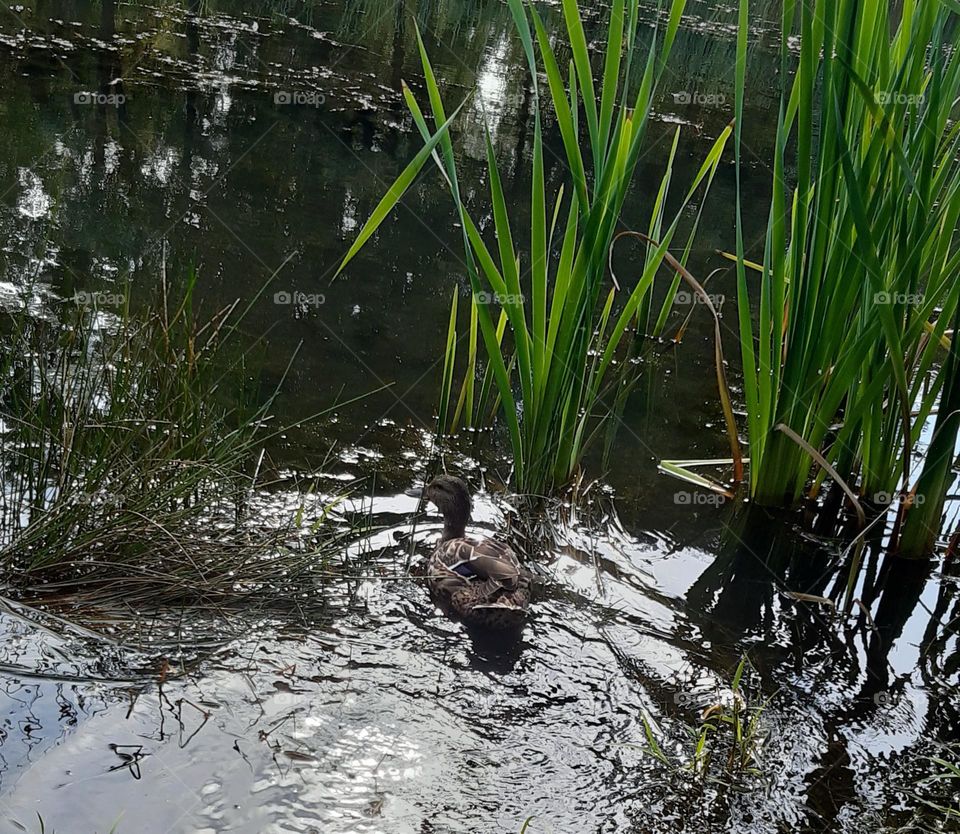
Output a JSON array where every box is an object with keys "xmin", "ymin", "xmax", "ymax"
[
  {"xmin": 0, "ymin": 275, "xmax": 356, "ymax": 616},
  {"xmin": 728, "ymin": 0, "xmax": 960, "ymax": 557}
]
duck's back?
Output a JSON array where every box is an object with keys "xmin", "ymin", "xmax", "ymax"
[
  {"xmin": 433, "ymin": 535, "xmax": 519, "ymax": 576},
  {"xmin": 428, "ymin": 535, "xmax": 531, "ymax": 626}
]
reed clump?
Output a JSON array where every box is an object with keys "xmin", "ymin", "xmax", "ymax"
[
  {"xmin": 339, "ymin": 0, "xmax": 733, "ymax": 494},
  {"xmin": 728, "ymin": 0, "xmax": 960, "ymax": 556}
]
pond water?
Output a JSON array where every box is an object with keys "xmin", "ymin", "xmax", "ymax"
[{"xmin": 1, "ymin": 1, "xmax": 958, "ymax": 832}]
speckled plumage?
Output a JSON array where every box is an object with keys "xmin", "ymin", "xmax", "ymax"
[
  {"xmin": 419, "ymin": 475, "xmax": 532, "ymax": 629},
  {"xmin": 427, "ymin": 535, "xmax": 532, "ymax": 628}
]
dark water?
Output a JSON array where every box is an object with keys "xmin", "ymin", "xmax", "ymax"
[{"xmin": 1, "ymin": 1, "xmax": 958, "ymax": 832}]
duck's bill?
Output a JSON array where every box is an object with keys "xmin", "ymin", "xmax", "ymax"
[{"xmin": 404, "ymin": 485, "xmax": 423, "ymax": 498}]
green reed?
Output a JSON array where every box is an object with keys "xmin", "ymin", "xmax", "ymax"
[
  {"xmin": 731, "ymin": 0, "xmax": 960, "ymax": 549},
  {"xmin": 641, "ymin": 656, "xmax": 767, "ymax": 784},
  {"xmin": 897, "ymin": 301, "xmax": 960, "ymax": 557},
  {"xmin": 339, "ymin": 0, "xmax": 732, "ymax": 493}
]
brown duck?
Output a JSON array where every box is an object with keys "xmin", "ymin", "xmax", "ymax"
[{"xmin": 414, "ymin": 475, "xmax": 532, "ymax": 629}]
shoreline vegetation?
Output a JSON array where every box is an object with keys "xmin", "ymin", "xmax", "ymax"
[{"xmin": 731, "ymin": 0, "xmax": 960, "ymax": 561}]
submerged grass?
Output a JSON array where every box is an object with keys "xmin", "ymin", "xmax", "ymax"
[
  {"xmin": 912, "ymin": 750, "xmax": 960, "ymax": 825},
  {"xmin": 727, "ymin": 0, "xmax": 960, "ymax": 555},
  {"xmin": 0, "ymin": 275, "xmax": 357, "ymax": 613},
  {"xmin": 339, "ymin": 0, "xmax": 732, "ymax": 494},
  {"xmin": 17, "ymin": 814, "xmax": 120, "ymax": 834}
]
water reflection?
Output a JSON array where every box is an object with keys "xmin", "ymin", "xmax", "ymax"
[{"xmin": 0, "ymin": 0, "xmax": 778, "ymax": 461}]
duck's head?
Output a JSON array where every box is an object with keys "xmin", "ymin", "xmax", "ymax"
[{"xmin": 420, "ymin": 474, "xmax": 471, "ymax": 539}]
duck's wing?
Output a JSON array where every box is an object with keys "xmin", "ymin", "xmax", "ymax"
[
  {"xmin": 467, "ymin": 538, "xmax": 522, "ymax": 590},
  {"xmin": 430, "ymin": 537, "xmax": 531, "ymax": 624},
  {"xmin": 438, "ymin": 537, "xmax": 521, "ymax": 590}
]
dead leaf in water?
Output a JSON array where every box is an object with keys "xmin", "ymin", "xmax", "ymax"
[{"xmin": 783, "ymin": 591, "xmax": 836, "ymax": 608}]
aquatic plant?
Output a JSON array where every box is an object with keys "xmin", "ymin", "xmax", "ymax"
[
  {"xmin": 896, "ymin": 304, "xmax": 960, "ymax": 557},
  {"xmin": 912, "ymin": 750, "xmax": 960, "ymax": 825},
  {"xmin": 338, "ymin": 0, "xmax": 732, "ymax": 493},
  {"xmin": 0, "ymin": 274, "xmax": 358, "ymax": 611},
  {"xmin": 641, "ymin": 657, "xmax": 767, "ymax": 783},
  {"xmin": 729, "ymin": 0, "xmax": 960, "ymax": 543},
  {"xmin": 21, "ymin": 814, "xmax": 120, "ymax": 834}
]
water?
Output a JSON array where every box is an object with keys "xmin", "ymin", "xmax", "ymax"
[
  {"xmin": 2, "ymin": 488, "xmax": 955, "ymax": 832},
  {"xmin": 0, "ymin": 1, "xmax": 958, "ymax": 832}
]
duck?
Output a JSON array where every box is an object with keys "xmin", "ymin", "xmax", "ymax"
[{"xmin": 413, "ymin": 475, "xmax": 532, "ymax": 629}]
